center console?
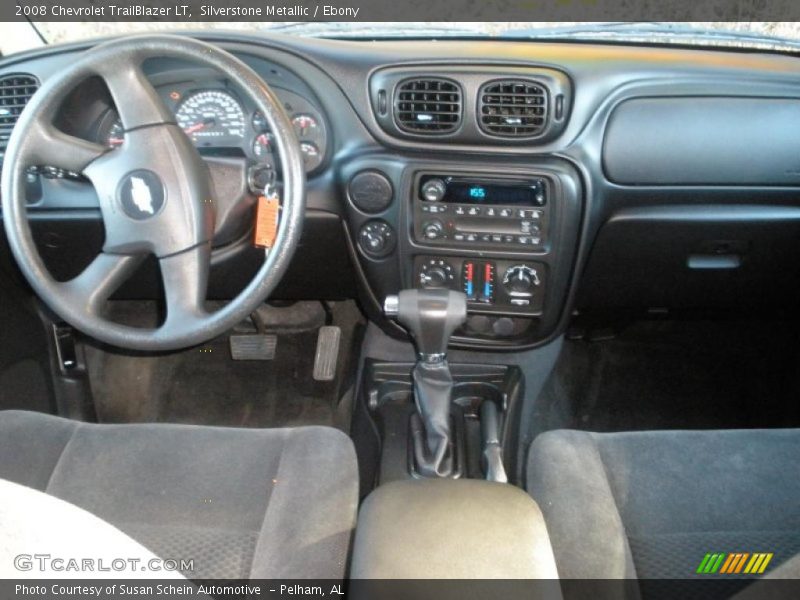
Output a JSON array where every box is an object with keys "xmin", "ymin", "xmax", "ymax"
[
  {"xmin": 350, "ymin": 479, "xmax": 561, "ymax": 584},
  {"xmin": 342, "ymin": 156, "xmax": 582, "ymax": 349}
]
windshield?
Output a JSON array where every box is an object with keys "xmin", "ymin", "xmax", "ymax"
[{"xmin": 3, "ymin": 21, "xmax": 800, "ymax": 56}]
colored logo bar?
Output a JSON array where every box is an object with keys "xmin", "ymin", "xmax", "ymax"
[{"xmin": 696, "ymin": 552, "xmax": 773, "ymax": 574}]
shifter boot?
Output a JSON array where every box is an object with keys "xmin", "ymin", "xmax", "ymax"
[{"xmin": 410, "ymin": 360, "xmax": 455, "ymax": 477}]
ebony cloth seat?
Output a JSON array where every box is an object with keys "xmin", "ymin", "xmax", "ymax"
[
  {"xmin": 527, "ymin": 428, "xmax": 800, "ymax": 582},
  {"xmin": 0, "ymin": 410, "xmax": 359, "ymax": 579}
]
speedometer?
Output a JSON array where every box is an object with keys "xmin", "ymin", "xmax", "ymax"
[{"xmin": 175, "ymin": 90, "xmax": 246, "ymax": 146}]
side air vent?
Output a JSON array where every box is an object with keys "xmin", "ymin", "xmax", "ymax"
[
  {"xmin": 478, "ymin": 79, "xmax": 548, "ymax": 137},
  {"xmin": 394, "ymin": 78, "xmax": 462, "ymax": 134},
  {"xmin": 0, "ymin": 74, "xmax": 39, "ymax": 168}
]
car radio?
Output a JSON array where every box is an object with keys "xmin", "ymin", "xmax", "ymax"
[{"xmin": 412, "ymin": 174, "xmax": 549, "ymax": 249}]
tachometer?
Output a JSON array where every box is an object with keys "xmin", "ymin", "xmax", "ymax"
[{"xmin": 175, "ymin": 90, "xmax": 246, "ymax": 146}]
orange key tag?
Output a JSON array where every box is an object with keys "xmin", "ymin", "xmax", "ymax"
[{"xmin": 253, "ymin": 193, "xmax": 280, "ymax": 248}]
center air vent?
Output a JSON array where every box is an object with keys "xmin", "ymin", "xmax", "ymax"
[
  {"xmin": 0, "ymin": 74, "xmax": 39, "ymax": 168},
  {"xmin": 394, "ymin": 78, "xmax": 462, "ymax": 134},
  {"xmin": 479, "ymin": 80, "xmax": 548, "ymax": 137}
]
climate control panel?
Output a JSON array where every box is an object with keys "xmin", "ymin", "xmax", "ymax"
[{"xmin": 414, "ymin": 256, "xmax": 545, "ymax": 314}]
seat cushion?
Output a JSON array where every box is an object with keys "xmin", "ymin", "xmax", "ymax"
[
  {"xmin": 0, "ymin": 410, "xmax": 359, "ymax": 579},
  {"xmin": 527, "ymin": 429, "xmax": 800, "ymax": 582},
  {"xmin": 0, "ymin": 478, "xmax": 186, "ymax": 579}
]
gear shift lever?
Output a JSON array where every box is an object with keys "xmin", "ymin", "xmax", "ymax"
[{"xmin": 384, "ymin": 289, "xmax": 467, "ymax": 477}]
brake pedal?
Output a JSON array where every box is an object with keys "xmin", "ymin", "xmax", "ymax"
[
  {"xmin": 229, "ymin": 334, "xmax": 277, "ymax": 361},
  {"xmin": 313, "ymin": 326, "xmax": 341, "ymax": 381}
]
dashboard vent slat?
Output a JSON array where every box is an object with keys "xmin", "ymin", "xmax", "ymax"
[
  {"xmin": 394, "ymin": 78, "xmax": 462, "ymax": 134},
  {"xmin": 0, "ymin": 74, "xmax": 39, "ymax": 167},
  {"xmin": 479, "ymin": 80, "xmax": 549, "ymax": 137}
]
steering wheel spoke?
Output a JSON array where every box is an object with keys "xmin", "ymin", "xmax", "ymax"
[
  {"xmin": 29, "ymin": 121, "xmax": 108, "ymax": 173},
  {"xmin": 159, "ymin": 243, "xmax": 211, "ymax": 332},
  {"xmin": 60, "ymin": 252, "xmax": 145, "ymax": 316},
  {"xmin": 97, "ymin": 60, "xmax": 175, "ymax": 130}
]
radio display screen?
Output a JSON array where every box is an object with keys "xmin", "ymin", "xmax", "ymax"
[{"xmin": 421, "ymin": 176, "xmax": 546, "ymax": 206}]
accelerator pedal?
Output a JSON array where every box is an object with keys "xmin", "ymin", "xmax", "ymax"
[{"xmin": 313, "ymin": 326, "xmax": 341, "ymax": 381}]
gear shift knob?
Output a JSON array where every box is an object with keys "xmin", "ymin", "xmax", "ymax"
[
  {"xmin": 383, "ymin": 289, "xmax": 467, "ymax": 361},
  {"xmin": 384, "ymin": 288, "xmax": 468, "ymax": 477}
]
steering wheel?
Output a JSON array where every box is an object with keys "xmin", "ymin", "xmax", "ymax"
[{"xmin": 1, "ymin": 35, "xmax": 305, "ymax": 351}]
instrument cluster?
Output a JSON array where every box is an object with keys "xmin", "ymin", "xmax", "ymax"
[{"xmin": 98, "ymin": 81, "xmax": 328, "ymax": 174}]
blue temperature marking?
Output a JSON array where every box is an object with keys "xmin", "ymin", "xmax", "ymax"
[
  {"xmin": 469, "ymin": 186, "xmax": 486, "ymax": 199},
  {"xmin": 466, "ymin": 282, "xmax": 473, "ymax": 296},
  {"xmin": 484, "ymin": 282, "xmax": 491, "ymax": 297}
]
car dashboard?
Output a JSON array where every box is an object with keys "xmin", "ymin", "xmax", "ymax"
[{"xmin": 2, "ymin": 32, "xmax": 800, "ymax": 350}]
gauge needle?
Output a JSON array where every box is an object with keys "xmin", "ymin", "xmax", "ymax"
[
  {"xmin": 184, "ymin": 122, "xmax": 206, "ymax": 134},
  {"xmin": 184, "ymin": 118, "xmax": 216, "ymax": 135}
]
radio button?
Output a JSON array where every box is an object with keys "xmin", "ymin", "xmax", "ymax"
[
  {"xmin": 491, "ymin": 234, "xmax": 503, "ymax": 243},
  {"xmin": 500, "ymin": 208, "xmax": 513, "ymax": 218},
  {"xmin": 518, "ymin": 236, "xmax": 531, "ymax": 245},
  {"xmin": 455, "ymin": 206, "xmax": 466, "ymax": 215},
  {"xmin": 485, "ymin": 208, "xmax": 496, "ymax": 217},
  {"xmin": 504, "ymin": 235, "xmax": 515, "ymax": 243},
  {"xmin": 467, "ymin": 207, "xmax": 481, "ymax": 216},
  {"xmin": 466, "ymin": 234, "xmax": 478, "ymax": 242},
  {"xmin": 453, "ymin": 233, "xmax": 465, "ymax": 242}
]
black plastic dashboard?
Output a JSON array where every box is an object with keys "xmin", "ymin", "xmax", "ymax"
[{"xmin": 2, "ymin": 33, "xmax": 800, "ymax": 350}]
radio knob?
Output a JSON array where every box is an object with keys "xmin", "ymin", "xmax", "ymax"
[
  {"xmin": 421, "ymin": 178, "xmax": 446, "ymax": 202},
  {"xmin": 503, "ymin": 265, "xmax": 540, "ymax": 297},
  {"xmin": 422, "ymin": 220, "xmax": 445, "ymax": 240}
]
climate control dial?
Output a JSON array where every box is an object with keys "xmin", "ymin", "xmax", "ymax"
[
  {"xmin": 419, "ymin": 259, "xmax": 455, "ymax": 289},
  {"xmin": 503, "ymin": 265, "xmax": 541, "ymax": 297}
]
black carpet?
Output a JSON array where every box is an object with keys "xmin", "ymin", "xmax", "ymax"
[
  {"xmin": 85, "ymin": 301, "xmax": 363, "ymax": 430},
  {"xmin": 537, "ymin": 319, "xmax": 800, "ymax": 433}
]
